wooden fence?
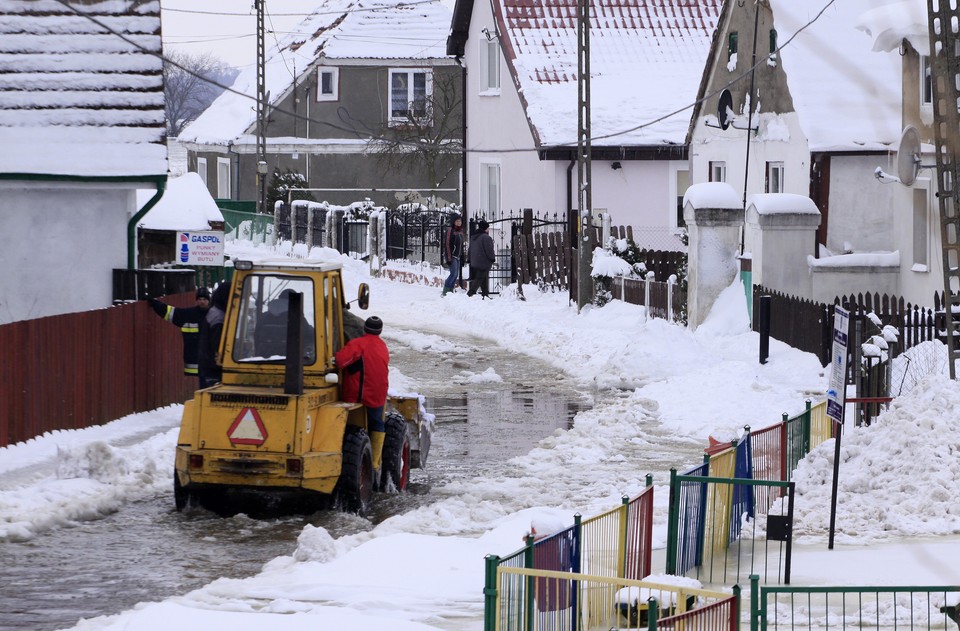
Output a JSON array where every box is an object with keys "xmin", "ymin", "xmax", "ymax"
[
  {"xmin": 514, "ymin": 227, "xmax": 685, "ymax": 291},
  {"xmin": 752, "ymin": 285, "xmax": 946, "ymax": 366},
  {"xmin": 0, "ymin": 294, "xmax": 195, "ymax": 447}
]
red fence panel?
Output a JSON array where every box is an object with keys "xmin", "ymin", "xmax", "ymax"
[{"xmin": 0, "ymin": 294, "xmax": 196, "ymax": 447}]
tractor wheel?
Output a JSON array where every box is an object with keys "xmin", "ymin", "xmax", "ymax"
[
  {"xmin": 337, "ymin": 427, "xmax": 374, "ymax": 513},
  {"xmin": 173, "ymin": 470, "xmax": 190, "ymax": 512},
  {"xmin": 380, "ymin": 412, "xmax": 411, "ymax": 492}
]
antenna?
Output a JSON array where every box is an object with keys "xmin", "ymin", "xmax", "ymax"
[
  {"xmin": 896, "ymin": 125, "xmax": 924, "ymax": 186},
  {"xmin": 717, "ymin": 89, "xmax": 733, "ymax": 130}
]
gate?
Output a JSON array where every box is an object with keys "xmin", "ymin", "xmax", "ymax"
[
  {"xmin": 385, "ymin": 207, "xmax": 456, "ymax": 266},
  {"xmin": 469, "ymin": 210, "xmax": 568, "ymax": 295}
]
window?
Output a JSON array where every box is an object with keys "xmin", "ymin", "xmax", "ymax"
[
  {"xmin": 317, "ymin": 67, "xmax": 339, "ymax": 101},
  {"xmin": 480, "ymin": 38, "xmax": 500, "ymax": 93},
  {"xmin": 479, "ymin": 162, "xmax": 501, "ymax": 214},
  {"xmin": 217, "ymin": 157, "xmax": 231, "ymax": 199},
  {"xmin": 769, "ymin": 29, "xmax": 778, "ymax": 64},
  {"xmin": 728, "ymin": 32, "xmax": 738, "ymax": 60},
  {"xmin": 196, "ymin": 157, "xmax": 207, "ymax": 188},
  {"xmin": 765, "ymin": 161, "xmax": 784, "ymax": 193},
  {"xmin": 921, "ymin": 55, "xmax": 933, "ymax": 106},
  {"xmin": 233, "ymin": 275, "xmax": 317, "ymax": 364},
  {"xmin": 676, "ymin": 168, "xmax": 689, "ymax": 228},
  {"xmin": 709, "ymin": 161, "xmax": 726, "ymax": 183},
  {"xmin": 913, "ymin": 187, "xmax": 929, "ymax": 267},
  {"xmin": 389, "ymin": 69, "xmax": 432, "ymax": 122}
]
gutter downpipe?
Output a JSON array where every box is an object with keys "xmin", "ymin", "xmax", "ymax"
[
  {"xmin": 566, "ymin": 157, "xmax": 576, "ymax": 303},
  {"xmin": 128, "ymin": 176, "xmax": 167, "ymax": 269}
]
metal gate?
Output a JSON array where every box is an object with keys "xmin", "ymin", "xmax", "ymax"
[
  {"xmin": 469, "ymin": 210, "xmax": 568, "ymax": 295},
  {"xmin": 385, "ymin": 207, "xmax": 456, "ymax": 266}
]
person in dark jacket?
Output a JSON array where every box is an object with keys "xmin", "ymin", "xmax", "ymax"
[
  {"xmin": 467, "ymin": 220, "xmax": 496, "ymax": 298},
  {"xmin": 198, "ymin": 282, "xmax": 229, "ymax": 389},
  {"xmin": 148, "ymin": 287, "xmax": 210, "ymax": 384},
  {"xmin": 442, "ymin": 215, "xmax": 466, "ymax": 297},
  {"xmin": 334, "ymin": 316, "xmax": 390, "ymax": 476}
]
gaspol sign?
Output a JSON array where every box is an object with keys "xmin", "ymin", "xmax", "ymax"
[{"xmin": 176, "ymin": 231, "xmax": 224, "ymax": 266}]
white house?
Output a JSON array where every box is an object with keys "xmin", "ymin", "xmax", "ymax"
[
  {"xmin": 687, "ymin": 0, "xmax": 923, "ymax": 305},
  {"xmin": 446, "ymin": 0, "xmax": 721, "ymax": 249},
  {"xmin": 857, "ymin": 0, "xmax": 946, "ymax": 308},
  {"xmin": 0, "ymin": 0, "xmax": 167, "ymax": 325}
]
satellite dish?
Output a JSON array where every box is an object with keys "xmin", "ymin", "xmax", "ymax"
[
  {"xmin": 717, "ymin": 89, "xmax": 733, "ymax": 131},
  {"xmin": 897, "ymin": 125, "xmax": 922, "ymax": 187}
]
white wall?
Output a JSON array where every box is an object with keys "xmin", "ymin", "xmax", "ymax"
[
  {"xmin": 465, "ymin": 0, "xmax": 555, "ymax": 214},
  {"xmin": 690, "ymin": 112, "xmax": 811, "ymax": 201},
  {"xmin": 0, "ymin": 182, "xmax": 133, "ymax": 325},
  {"xmin": 826, "ymin": 156, "xmax": 896, "ymax": 254}
]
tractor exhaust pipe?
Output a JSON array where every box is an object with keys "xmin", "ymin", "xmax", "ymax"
[{"xmin": 284, "ymin": 291, "xmax": 304, "ymax": 395}]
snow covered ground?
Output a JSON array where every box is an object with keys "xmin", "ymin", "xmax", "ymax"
[{"xmin": 2, "ymin": 240, "xmax": 959, "ymax": 630}]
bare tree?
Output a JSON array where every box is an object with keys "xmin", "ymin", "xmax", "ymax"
[
  {"xmin": 366, "ymin": 70, "xmax": 464, "ymax": 194},
  {"xmin": 163, "ymin": 51, "xmax": 239, "ymax": 137}
]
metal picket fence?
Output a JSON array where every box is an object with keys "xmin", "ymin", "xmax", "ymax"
[
  {"xmin": 485, "ymin": 480, "xmax": 656, "ymax": 630},
  {"xmin": 753, "ymin": 577, "xmax": 960, "ymax": 631},
  {"xmin": 666, "ymin": 401, "xmax": 833, "ymax": 587}
]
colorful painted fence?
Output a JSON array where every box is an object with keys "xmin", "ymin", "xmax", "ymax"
[{"xmin": 666, "ymin": 401, "xmax": 835, "ymax": 586}]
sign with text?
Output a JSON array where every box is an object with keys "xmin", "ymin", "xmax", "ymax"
[
  {"xmin": 176, "ymin": 231, "xmax": 224, "ymax": 266},
  {"xmin": 826, "ymin": 306, "xmax": 849, "ymax": 423}
]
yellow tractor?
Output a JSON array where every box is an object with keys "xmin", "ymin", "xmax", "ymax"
[{"xmin": 173, "ymin": 258, "xmax": 431, "ymax": 514}]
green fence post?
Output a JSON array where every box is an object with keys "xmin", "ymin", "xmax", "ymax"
[
  {"xmin": 666, "ymin": 468, "xmax": 678, "ymax": 574},
  {"xmin": 647, "ymin": 597, "xmax": 659, "ymax": 631},
  {"xmin": 524, "ymin": 533, "xmax": 535, "ymax": 631},
  {"xmin": 645, "ymin": 473, "xmax": 653, "ymax": 487},
  {"xmin": 483, "ymin": 554, "xmax": 499, "ymax": 631},
  {"xmin": 750, "ymin": 574, "xmax": 759, "ymax": 631},
  {"xmin": 802, "ymin": 399, "xmax": 812, "ymax": 456}
]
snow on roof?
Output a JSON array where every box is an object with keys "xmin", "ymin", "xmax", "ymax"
[
  {"xmin": 494, "ymin": 0, "xmax": 721, "ymax": 147},
  {"xmin": 769, "ymin": 0, "xmax": 901, "ymax": 152},
  {"xmin": 856, "ymin": 0, "xmax": 928, "ymax": 56},
  {"xmin": 0, "ymin": 0, "xmax": 167, "ymax": 178},
  {"xmin": 178, "ymin": 0, "xmax": 453, "ymax": 145},
  {"xmin": 136, "ymin": 172, "xmax": 223, "ymax": 231}
]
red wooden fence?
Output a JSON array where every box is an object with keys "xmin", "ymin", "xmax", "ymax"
[{"xmin": 0, "ymin": 293, "xmax": 196, "ymax": 447}]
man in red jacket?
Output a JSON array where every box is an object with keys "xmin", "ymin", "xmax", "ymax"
[{"xmin": 334, "ymin": 316, "xmax": 390, "ymax": 476}]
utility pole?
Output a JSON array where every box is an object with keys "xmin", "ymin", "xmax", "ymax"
[
  {"xmin": 925, "ymin": 1, "xmax": 960, "ymax": 379},
  {"xmin": 576, "ymin": 0, "xmax": 592, "ymax": 311},
  {"xmin": 255, "ymin": 0, "xmax": 268, "ymax": 214}
]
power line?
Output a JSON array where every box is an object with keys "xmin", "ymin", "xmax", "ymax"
[{"xmin": 52, "ymin": 0, "xmax": 842, "ymax": 155}]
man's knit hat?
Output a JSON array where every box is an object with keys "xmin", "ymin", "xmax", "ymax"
[{"xmin": 364, "ymin": 316, "xmax": 383, "ymax": 335}]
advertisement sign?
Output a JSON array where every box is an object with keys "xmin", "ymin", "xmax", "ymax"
[
  {"xmin": 826, "ymin": 306, "xmax": 849, "ymax": 423},
  {"xmin": 176, "ymin": 231, "xmax": 224, "ymax": 266}
]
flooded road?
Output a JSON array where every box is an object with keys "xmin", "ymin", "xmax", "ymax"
[{"xmin": 0, "ymin": 334, "xmax": 590, "ymax": 631}]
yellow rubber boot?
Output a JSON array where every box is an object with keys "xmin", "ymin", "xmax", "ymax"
[{"xmin": 370, "ymin": 430, "xmax": 386, "ymax": 472}]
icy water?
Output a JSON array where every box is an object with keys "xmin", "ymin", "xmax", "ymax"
[{"xmin": 0, "ymin": 335, "xmax": 591, "ymax": 631}]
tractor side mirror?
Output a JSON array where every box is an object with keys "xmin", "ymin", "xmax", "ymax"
[{"xmin": 357, "ymin": 283, "xmax": 370, "ymax": 310}]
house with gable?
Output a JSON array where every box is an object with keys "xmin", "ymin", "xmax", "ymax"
[
  {"xmin": 0, "ymin": 0, "xmax": 167, "ymax": 325},
  {"xmin": 856, "ymin": 0, "xmax": 947, "ymax": 308},
  {"xmin": 687, "ymin": 0, "xmax": 934, "ymax": 305},
  {"xmin": 177, "ymin": 0, "xmax": 460, "ymax": 211},
  {"xmin": 445, "ymin": 0, "xmax": 721, "ymax": 250}
]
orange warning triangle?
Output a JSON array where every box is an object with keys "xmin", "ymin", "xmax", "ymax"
[{"xmin": 227, "ymin": 407, "xmax": 268, "ymax": 446}]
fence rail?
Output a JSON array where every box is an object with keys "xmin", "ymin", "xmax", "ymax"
[{"xmin": 755, "ymin": 578, "xmax": 960, "ymax": 631}]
